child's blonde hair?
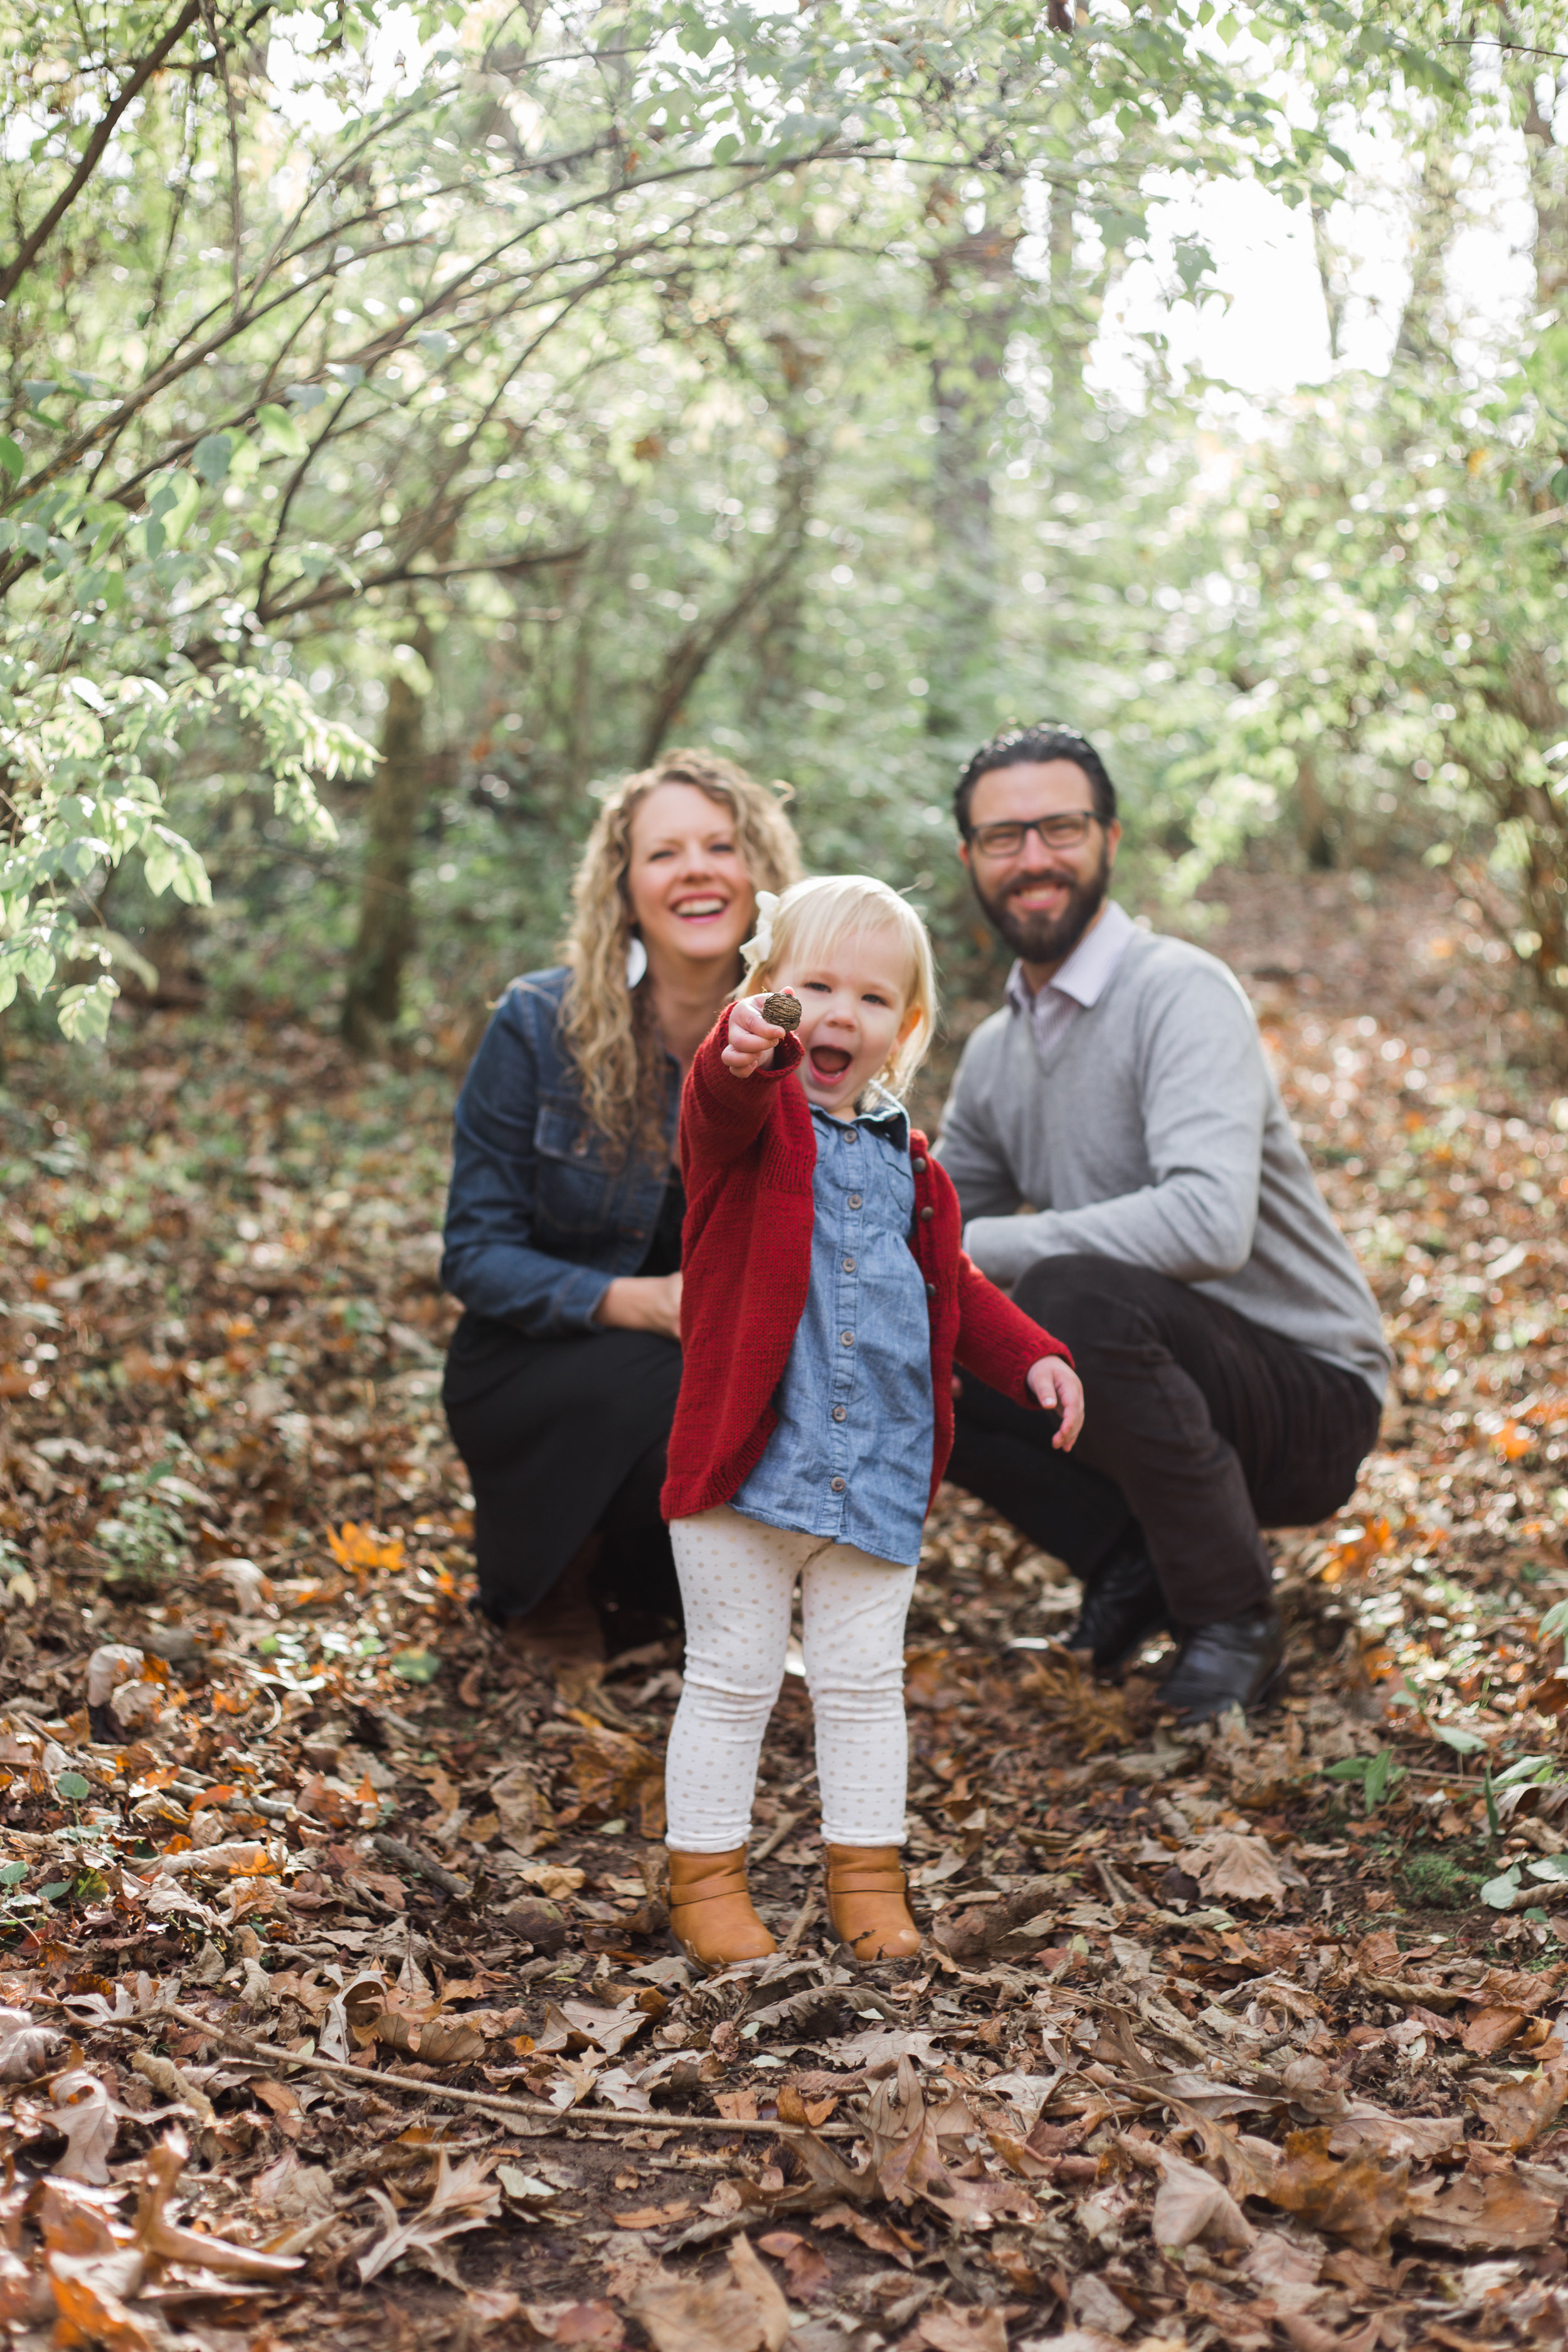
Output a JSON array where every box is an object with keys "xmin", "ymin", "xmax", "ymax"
[{"xmin": 739, "ymin": 874, "xmax": 938, "ymax": 1098}]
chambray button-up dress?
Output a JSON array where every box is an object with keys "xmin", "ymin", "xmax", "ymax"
[{"xmin": 731, "ymin": 1097, "xmax": 934, "ymax": 1566}]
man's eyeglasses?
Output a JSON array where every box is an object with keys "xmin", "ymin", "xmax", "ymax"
[{"xmin": 968, "ymin": 811, "xmax": 1101, "ymax": 859}]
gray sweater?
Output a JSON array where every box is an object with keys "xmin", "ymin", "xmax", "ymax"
[{"xmin": 935, "ymin": 926, "xmax": 1391, "ymax": 1399}]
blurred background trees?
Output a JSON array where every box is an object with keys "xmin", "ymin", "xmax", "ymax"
[{"xmin": 7, "ymin": 0, "xmax": 1568, "ymax": 1065}]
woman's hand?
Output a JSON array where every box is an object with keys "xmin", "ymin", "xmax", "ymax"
[
  {"xmin": 595, "ymin": 1271, "xmax": 683, "ymax": 1340},
  {"xmin": 1027, "ymin": 1356, "xmax": 1084, "ymax": 1450},
  {"xmin": 722, "ymin": 995, "xmax": 787, "ymax": 1077}
]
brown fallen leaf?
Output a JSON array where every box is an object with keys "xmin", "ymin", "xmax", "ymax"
[
  {"xmin": 1461, "ymin": 2003, "xmax": 1527, "ymax": 2055},
  {"xmin": 1174, "ymin": 1828, "xmax": 1288, "ymax": 1906},
  {"xmin": 1469, "ymin": 2052, "xmax": 1568, "ymax": 2151},
  {"xmin": 1152, "ymin": 2152, "xmax": 1255, "ymax": 2250},
  {"xmin": 356, "ymin": 2147, "xmax": 501, "ymax": 2285},
  {"xmin": 612, "ymin": 2202, "xmax": 692, "ymax": 2231},
  {"xmin": 625, "ymin": 2233, "xmax": 790, "ymax": 2352},
  {"xmin": 1278, "ymin": 2319, "xmax": 1380, "ymax": 2352},
  {"xmin": 523, "ymin": 2302, "xmax": 626, "ymax": 2345},
  {"xmin": 756, "ymin": 2228, "xmax": 830, "ymax": 2300},
  {"xmin": 918, "ymin": 2301, "xmax": 1010, "ymax": 2352},
  {"xmin": 776, "ymin": 2083, "xmax": 837, "ymax": 2128},
  {"xmin": 815, "ymin": 2200, "xmax": 919, "ymax": 2266},
  {"xmin": 47, "ymin": 2254, "xmax": 157, "ymax": 2352},
  {"xmin": 1263, "ymin": 2128, "xmax": 1412, "ymax": 2257},
  {"xmin": 50, "ymin": 2072, "xmax": 120, "ymax": 2186},
  {"xmin": 132, "ymin": 2130, "xmax": 304, "ymax": 2280},
  {"xmin": 1327, "ymin": 2111, "xmax": 1465, "ymax": 2163},
  {"xmin": 1402, "ymin": 2166, "xmax": 1558, "ymax": 2254}
]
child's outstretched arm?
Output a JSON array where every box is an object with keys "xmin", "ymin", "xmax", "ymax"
[
  {"xmin": 682, "ymin": 1004, "xmax": 805, "ymax": 1177},
  {"xmin": 1025, "ymin": 1354, "xmax": 1084, "ymax": 1450}
]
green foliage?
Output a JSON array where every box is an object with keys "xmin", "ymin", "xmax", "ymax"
[
  {"xmin": 93, "ymin": 1468, "xmax": 191, "ymax": 1589},
  {"xmin": 1323, "ymin": 1747, "xmax": 1406, "ymax": 1813},
  {"xmin": 0, "ymin": 0, "xmax": 1553, "ymax": 1037}
]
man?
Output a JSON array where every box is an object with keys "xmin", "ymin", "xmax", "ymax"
[{"xmin": 935, "ymin": 722, "xmax": 1390, "ymax": 1724}]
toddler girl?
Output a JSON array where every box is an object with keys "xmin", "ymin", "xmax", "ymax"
[{"xmin": 659, "ymin": 875, "xmax": 1084, "ymax": 1966}]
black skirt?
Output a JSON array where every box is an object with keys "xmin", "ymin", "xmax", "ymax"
[{"xmin": 442, "ymin": 1175, "xmax": 684, "ymax": 1628}]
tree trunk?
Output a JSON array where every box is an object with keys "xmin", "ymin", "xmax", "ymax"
[
  {"xmin": 341, "ymin": 618, "xmax": 435, "ymax": 1056},
  {"xmin": 925, "ymin": 225, "xmax": 1018, "ymax": 743}
]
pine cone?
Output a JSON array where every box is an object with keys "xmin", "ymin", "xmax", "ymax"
[{"xmin": 761, "ymin": 991, "xmax": 802, "ymax": 1031}]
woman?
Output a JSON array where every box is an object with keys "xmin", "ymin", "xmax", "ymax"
[{"xmin": 440, "ymin": 748, "xmax": 802, "ymax": 1666}]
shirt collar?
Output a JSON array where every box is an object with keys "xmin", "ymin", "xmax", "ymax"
[
  {"xmin": 810, "ymin": 1089, "xmax": 911, "ymax": 1150},
  {"xmin": 1005, "ymin": 899, "xmax": 1135, "ymax": 1019}
]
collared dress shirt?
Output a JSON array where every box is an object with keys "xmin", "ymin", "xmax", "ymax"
[
  {"xmin": 731, "ymin": 1094, "xmax": 933, "ymax": 1567},
  {"xmin": 1004, "ymin": 898, "xmax": 1136, "ymax": 1061}
]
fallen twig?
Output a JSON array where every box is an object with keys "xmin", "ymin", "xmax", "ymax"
[
  {"xmin": 154, "ymin": 2005, "xmax": 861, "ymax": 2138},
  {"xmin": 370, "ymin": 1832, "xmax": 470, "ymax": 1899}
]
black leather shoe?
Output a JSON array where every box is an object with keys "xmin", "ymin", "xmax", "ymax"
[
  {"xmin": 1158, "ymin": 1604, "xmax": 1284, "ymax": 1724},
  {"xmin": 1066, "ymin": 1535, "xmax": 1172, "ymax": 1677}
]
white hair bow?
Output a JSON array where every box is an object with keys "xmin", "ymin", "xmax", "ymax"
[{"xmin": 743, "ymin": 889, "xmax": 780, "ymax": 965}]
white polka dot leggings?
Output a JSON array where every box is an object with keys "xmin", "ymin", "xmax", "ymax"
[{"xmin": 664, "ymin": 1505, "xmax": 918, "ymax": 1855}]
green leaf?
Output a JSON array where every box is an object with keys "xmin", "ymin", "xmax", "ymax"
[
  {"xmin": 0, "ymin": 437, "xmax": 23, "ymax": 483},
  {"xmin": 39, "ymin": 1880, "xmax": 72, "ymax": 1902},
  {"xmin": 1527, "ymin": 1854, "xmax": 1568, "ymax": 1882},
  {"xmin": 257, "ymin": 403, "xmax": 309, "ymax": 459},
  {"xmin": 1480, "ymin": 1863, "xmax": 1523, "ymax": 1910},
  {"xmin": 0, "ymin": 1862, "xmax": 27, "ymax": 1887},
  {"xmin": 389, "ymin": 1647, "xmax": 443, "ymax": 1683},
  {"xmin": 193, "ymin": 433, "xmax": 233, "ymax": 484},
  {"xmin": 1363, "ymin": 1747, "xmax": 1403, "ymax": 1811},
  {"xmin": 1323, "ymin": 1756, "xmax": 1370, "ymax": 1783},
  {"xmin": 55, "ymin": 1772, "xmax": 90, "ymax": 1801},
  {"xmin": 1433, "ymin": 1724, "xmax": 1488, "ymax": 1754},
  {"xmin": 1539, "ymin": 1601, "xmax": 1568, "ymax": 1641},
  {"xmin": 1493, "ymin": 1754, "xmax": 1555, "ymax": 1790}
]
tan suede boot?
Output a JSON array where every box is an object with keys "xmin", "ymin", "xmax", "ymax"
[
  {"xmin": 667, "ymin": 1848, "xmax": 777, "ymax": 1967},
  {"xmin": 826, "ymin": 1845, "xmax": 921, "ymax": 1961}
]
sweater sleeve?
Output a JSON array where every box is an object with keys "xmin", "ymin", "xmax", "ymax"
[
  {"xmin": 933, "ymin": 1022, "xmax": 1027, "ymax": 1223},
  {"xmin": 681, "ymin": 1015, "xmax": 805, "ymax": 1181},
  {"xmin": 963, "ymin": 966, "xmax": 1268, "ymax": 1291},
  {"xmin": 952, "ymin": 1251, "xmax": 1072, "ymax": 1404}
]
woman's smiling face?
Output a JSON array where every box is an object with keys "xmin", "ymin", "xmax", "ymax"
[
  {"xmin": 625, "ymin": 783, "xmax": 755, "ymax": 972},
  {"xmin": 771, "ymin": 924, "xmax": 918, "ymax": 1119}
]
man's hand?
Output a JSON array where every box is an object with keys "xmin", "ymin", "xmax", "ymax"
[
  {"xmin": 595, "ymin": 1271, "xmax": 682, "ymax": 1340},
  {"xmin": 723, "ymin": 994, "xmax": 788, "ymax": 1077},
  {"xmin": 1026, "ymin": 1356, "xmax": 1084, "ymax": 1449}
]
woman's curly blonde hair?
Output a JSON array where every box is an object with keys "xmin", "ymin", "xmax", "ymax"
[{"xmin": 562, "ymin": 748, "xmax": 802, "ymax": 1153}]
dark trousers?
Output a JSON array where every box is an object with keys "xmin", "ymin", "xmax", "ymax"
[{"xmin": 947, "ymin": 1253, "xmax": 1381, "ymax": 1626}]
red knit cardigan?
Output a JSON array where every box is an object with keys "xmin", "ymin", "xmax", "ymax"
[{"xmin": 660, "ymin": 1018, "xmax": 1074, "ymax": 1525}]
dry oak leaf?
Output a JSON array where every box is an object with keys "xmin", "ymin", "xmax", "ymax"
[
  {"xmin": 133, "ymin": 2129, "xmax": 304, "ymax": 2280},
  {"xmin": 50, "ymin": 2070, "xmax": 120, "ymax": 2186},
  {"xmin": 1469, "ymin": 2050, "xmax": 1568, "ymax": 2151},
  {"xmin": 918, "ymin": 2301, "xmax": 1011, "ymax": 2352},
  {"xmin": 357, "ymin": 2148, "xmax": 501, "ymax": 2286},
  {"xmin": 522, "ymin": 2303, "xmax": 625, "ymax": 2345},
  {"xmin": 1152, "ymin": 2151, "xmax": 1256, "ymax": 2250},
  {"xmin": 625, "ymin": 2233, "xmax": 791, "ymax": 2352},
  {"xmin": 1401, "ymin": 2166, "xmax": 1558, "ymax": 2254},
  {"xmin": 756, "ymin": 2228, "xmax": 831, "ymax": 2300},
  {"xmin": 1461, "ymin": 2004, "xmax": 1528, "ymax": 2056},
  {"xmin": 0, "ymin": 2005, "xmax": 59, "ymax": 2082},
  {"xmin": 1263, "ymin": 2128, "xmax": 1411, "ymax": 2257},
  {"xmin": 1174, "ymin": 1828, "xmax": 1288, "ymax": 1906},
  {"xmin": 46, "ymin": 2253, "xmax": 156, "ymax": 2352},
  {"xmin": 1327, "ymin": 2109, "xmax": 1466, "ymax": 2163}
]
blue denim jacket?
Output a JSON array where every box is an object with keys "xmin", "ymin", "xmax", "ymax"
[
  {"xmin": 732, "ymin": 1097, "xmax": 934, "ymax": 1567},
  {"xmin": 440, "ymin": 967, "xmax": 679, "ymax": 1336}
]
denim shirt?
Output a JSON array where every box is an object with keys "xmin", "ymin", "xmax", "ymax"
[
  {"xmin": 732, "ymin": 1096, "xmax": 934, "ymax": 1567},
  {"xmin": 440, "ymin": 968, "xmax": 679, "ymax": 1337}
]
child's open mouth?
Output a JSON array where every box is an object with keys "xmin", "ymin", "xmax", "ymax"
[{"xmin": 808, "ymin": 1044, "xmax": 853, "ymax": 1081}]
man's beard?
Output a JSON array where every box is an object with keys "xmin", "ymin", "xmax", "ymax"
[{"xmin": 972, "ymin": 840, "xmax": 1113, "ymax": 968}]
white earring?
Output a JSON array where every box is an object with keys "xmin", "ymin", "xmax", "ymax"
[{"xmin": 625, "ymin": 935, "xmax": 648, "ymax": 989}]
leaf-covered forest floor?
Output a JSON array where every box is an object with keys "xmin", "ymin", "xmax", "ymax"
[{"xmin": 0, "ymin": 864, "xmax": 1567, "ymax": 2351}]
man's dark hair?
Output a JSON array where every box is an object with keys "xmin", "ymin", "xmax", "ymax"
[{"xmin": 953, "ymin": 723, "xmax": 1118, "ymax": 838}]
